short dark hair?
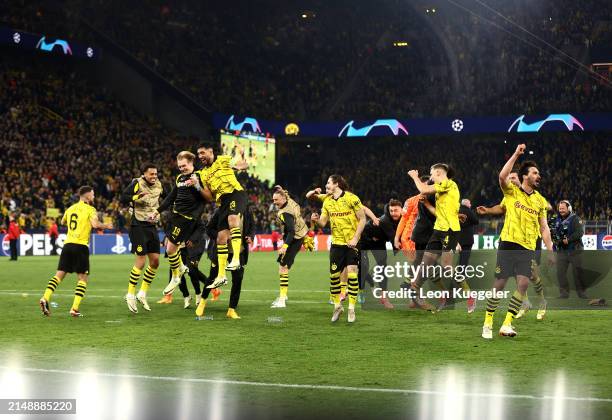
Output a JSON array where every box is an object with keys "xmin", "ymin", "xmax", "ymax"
[
  {"xmin": 197, "ymin": 143, "xmax": 217, "ymax": 153},
  {"xmin": 518, "ymin": 160, "xmax": 538, "ymax": 180},
  {"xmin": 419, "ymin": 175, "xmax": 430, "ymax": 182},
  {"xmin": 431, "ymin": 163, "xmax": 455, "ymax": 179},
  {"xmin": 141, "ymin": 162, "xmax": 157, "ymax": 173},
  {"xmin": 388, "ymin": 199, "xmax": 403, "ymax": 208},
  {"xmin": 79, "ymin": 186, "xmax": 93, "ymax": 196}
]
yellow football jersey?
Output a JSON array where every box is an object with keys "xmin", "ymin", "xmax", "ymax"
[
  {"xmin": 62, "ymin": 201, "xmax": 97, "ymax": 246},
  {"xmin": 198, "ymin": 155, "xmax": 243, "ymax": 203},
  {"xmin": 433, "ymin": 179, "xmax": 460, "ymax": 232},
  {"xmin": 499, "ymin": 183, "xmax": 548, "ymax": 250},
  {"xmin": 321, "ymin": 191, "xmax": 362, "ymax": 246}
]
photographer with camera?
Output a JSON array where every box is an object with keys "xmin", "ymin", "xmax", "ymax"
[{"xmin": 552, "ymin": 200, "xmax": 586, "ymax": 299}]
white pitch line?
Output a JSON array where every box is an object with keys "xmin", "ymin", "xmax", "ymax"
[
  {"xmin": 1, "ymin": 366, "xmax": 610, "ymax": 403},
  {"xmin": 0, "ymin": 289, "xmax": 330, "ymax": 293},
  {"xmin": 0, "ymin": 291, "xmax": 323, "ymax": 305}
]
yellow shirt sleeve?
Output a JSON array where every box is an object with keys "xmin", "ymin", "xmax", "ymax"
[
  {"xmin": 321, "ymin": 200, "xmax": 329, "ymax": 218},
  {"xmin": 434, "ymin": 179, "xmax": 451, "ymax": 193},
  {"xmin": 349, "ymin": 193, "xmax": 362, "ymax": 212}
]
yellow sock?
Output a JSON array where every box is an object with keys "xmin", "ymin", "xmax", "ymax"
[
  {"xmin": 279, "ymin": 273, "xmax": 289, "ymax": 297},
  {"xmin": 140, "ymin": 266, "xmax": 156, "ymax": 293},
  {"xmin": 484, "ymin": 311, "xmax": 494, "ymax": 327},
  {"xmin": 340, "ymin": 283, "xmax": 347, "ymax": 296},
  {"xmin": 503, "ymin": 291, "xmax": 524, "ymax": 326},
  {"xmin": 43, "ymin": 275, "xmax": 62, "ymax": 301},
  {"xmin": 168, "ymin": 251, "xmax": 183, "ymax": 277},
  {"xmin": 128, "ymin": 266, "xmax": 142, "ymax": 295},
  {"xmin": 72, "ymin": 280, "xmax": 87, "ymax": 311},
  {"xmin": 229, "ymin": 227, "xmax": 241, "ymax": 262},
  {"xmin": 217, "ymin": 244, "xmax": 228, "ymax": 276},
  {"xmin": 195, "ymin": 298, "xmax": 207, "ymax": 317},
  {"xmin": 460, "ymin": 281, "xmax": 470, "ymax": 292},
  {"xmin": 347, "ymin": 272, "xmax": 359, "ymax": 309},
  {"xmin": 330, "ymin": 272, "xmax": 341, "ymax": 306}
]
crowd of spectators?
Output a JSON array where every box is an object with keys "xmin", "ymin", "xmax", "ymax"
[{"xmin": 70, "ymin": 0, "xmax": 612, "ymax": 120}]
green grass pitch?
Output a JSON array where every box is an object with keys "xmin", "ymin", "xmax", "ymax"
[{"xmin": 0, "ymin": 253, "xmax": 611, "ymax": 418}]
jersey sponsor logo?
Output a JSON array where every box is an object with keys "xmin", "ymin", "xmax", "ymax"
[
  {"xmin": 338, "ymin": 119, "xmax": 408, "ymax": 137},
  {"xmin": 329, "ymin": 211, "xmax": 353, "ymax": 217},
  {"xmin": 513, "ymin": 201, "xmax": 539, "ymax": 215},
  {"xmin": 508, "ymin": 114, "xmax": 584, "ymax": 133}
]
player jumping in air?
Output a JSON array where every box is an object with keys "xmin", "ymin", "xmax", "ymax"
[
  {"xmin": 39, "ymin": 186, "xmax": 113, "ymax": 317},
  {"xmin": 157, "ymin": 151, "xmax": 209, "ymax": 296},
  {"xmin": 196, "ymin": 144, "xmax": 248, "ymax": 289}
]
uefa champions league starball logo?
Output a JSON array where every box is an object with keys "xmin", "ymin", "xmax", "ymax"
[
  {"xmin": 451, "ymin": 119, "xmax": 464, "ymax": 132},
  {"xmin": 13, "ymin": 32, "xmax": 21, "ymax": 43},
  {"xmin": 86, "ymin": 47, "xmax": 94, "ymax": 58}
]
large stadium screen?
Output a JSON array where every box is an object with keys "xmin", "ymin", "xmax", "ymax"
[{"xmin": 220, "ymin": 129, "xmax": 276, "ymax": 184}]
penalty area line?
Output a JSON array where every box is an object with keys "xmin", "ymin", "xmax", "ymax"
[{"xmin": 0, "ymin": 366, "xmax": 610, "ymax": 403}]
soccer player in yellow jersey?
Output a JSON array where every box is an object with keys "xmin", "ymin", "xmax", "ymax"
[
  {"xmin": 481, "ymin": 144, "xmax": 554, "ymax": 339},
  {"xmin": 477, "ymin": 172, "xmax": 552, "ymax": 321},
  {"xmin": 196, "ymin": 145, "xmax": 248, "ymax": 294},
  {"xmin": 311, "ymin": 175, "xmax": 366, "ymax": 323},
  {"xmin": 39, "ymin": 186, "xmax": 113, "ymax": 317},
  {"xmin": 407, "ymin": 163, "xmax": 465, "ymax": 311},
  {"xmin": 306, "ymin": 186, "xmax": 379, "ymax": 304}
]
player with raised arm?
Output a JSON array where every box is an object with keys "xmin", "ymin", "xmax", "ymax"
[
  {"xmin": 310, "ymin": 175, "xmax": 366, "ymax": 323},
  {"xmin": 477, "ymin": 171, "xmax": 550, "ymax": 321},
  {"xmin": 407, "ymin": 164, "xmax": 474, "ymax": 312},
  {"xmin": 39, "ymin": 186, "xmax": 113, "ymax": 317},
  {"xmin": 481, "ymin": 144, "xmax": 554, "ymax": 339},
  {"xmin": 270, "ymin": 186, "xmax": 308, "ymax": 308}
]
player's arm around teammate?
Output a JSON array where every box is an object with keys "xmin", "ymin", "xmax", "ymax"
[{"xmin": 121, "ymin": 163, "xmax": 164, "ymax": 313}]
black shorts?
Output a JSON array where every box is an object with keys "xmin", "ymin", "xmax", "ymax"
[
  {"xmin": 58, "ymin": 243, "xmax": 90, "ymax": 274},
  {"xmin": 329, "ymin": 244, "xmax": 359, "ymax": 274},
  {"xmin": 129, "ymin": 224, "xmax": 160, "ymax": 256},
  {"xmin": 426, "ymin": 229, "xmax": 459, "ymax": 254},
  {"xmin": 277, "ymin": 237, "xmax": 304, "ymax": 269},
  {"xmin": 165, "ymin": 213, "xmax": 198, "ymax": 245},
  {"xmin": 495, "ymin": 241, "xmax": 535, "ymax": 279},
  {"xmin": 534, "ymin": 237, "xmax": 542, "ymax": 265},
  {"xmin": 217, "ymin": 190, "xmax": 248, "ymax": 231}
]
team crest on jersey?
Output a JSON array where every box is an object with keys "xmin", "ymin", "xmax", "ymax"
[
  {"xmin": 495, "ymin": 266, "xmax": 501, "ymax": 274},
  {"xmin": 137, "ymin": 245, "xmax": 143, "ymax": 253},
  {"xmin": 331, "ymin": 263, "xmax": 338, "ymax": 271}
]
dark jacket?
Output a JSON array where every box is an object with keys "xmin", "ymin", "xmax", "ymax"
[
  {"xmin": 458, "ymin": 205, "xmax": 479, "ymax": 246},
  {"xmin": 410, "ymin": 196, "xmax": 436, "ymax": 245},
  {"xmin": 361, "ymin": 204, "xmax": 401, "ymax": 250},
  {"xmin": 553, "ymin": 213, "xmax": 584, "ymax": 251}
]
